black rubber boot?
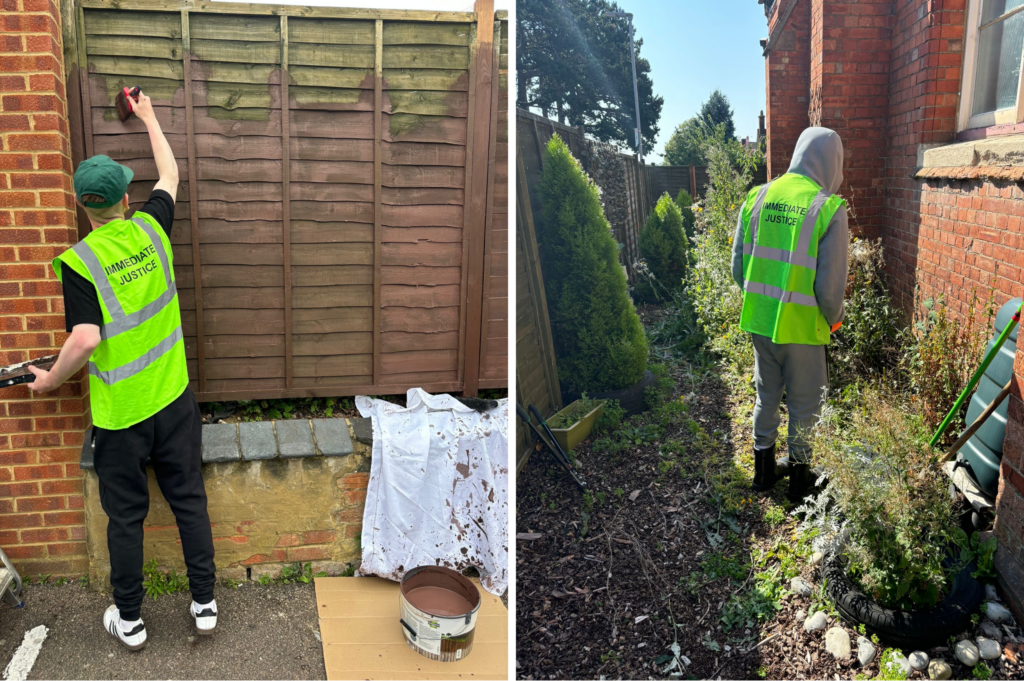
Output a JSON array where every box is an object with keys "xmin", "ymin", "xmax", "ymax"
[
  {"xmin": 788, "ymin": 462, "xmax": 814, "ymax": 503},
  {"xmin": 751, "ymin": 444, "xmax": 780, "ymax": 491}
]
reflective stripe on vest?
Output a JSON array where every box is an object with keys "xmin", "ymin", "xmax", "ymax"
[
  {"xmin": 72, "ymin": 218, "xmax": 178, "ymax": 342},
  {"xmin": 739, "ymin": 172, "xmax": 843, "ymax": 345},
  {"xmin": 71, "ymin": 218, "xmax": 182, "ymax": 386},
  {"xmin": 741, "ymin": 182, "xmax": 831, "ymax": 286}
]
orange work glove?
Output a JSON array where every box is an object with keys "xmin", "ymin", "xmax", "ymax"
[{"xmin": 830, "ymin": 321, "xmax": 843, "ymax": 333}]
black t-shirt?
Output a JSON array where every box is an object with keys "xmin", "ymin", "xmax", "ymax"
[{"xmin": 62, "ymin": 190, "xmax": 176, "ymax": 331}]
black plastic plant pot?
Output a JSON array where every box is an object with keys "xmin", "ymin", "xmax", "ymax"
[
  {"xmin": 563, "ymin": 370, "xmax": 656, "ymax": 416},
  {"xmin": 823, "ymin": 535, "xmax": 983, "ymax": 650}
]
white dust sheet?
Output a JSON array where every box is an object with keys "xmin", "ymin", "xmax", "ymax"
[{"xmin": 355, "ymin": 389, "xmax": 508, "ymax": 595}]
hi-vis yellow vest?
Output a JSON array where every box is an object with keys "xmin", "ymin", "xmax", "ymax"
[
  {"xmin": 53, "ymin": 213, "xmax": 188, "ymax": 429},
  {"xmin": 739, "ymin": 173, "xmax": 845, "ymax": 345}
]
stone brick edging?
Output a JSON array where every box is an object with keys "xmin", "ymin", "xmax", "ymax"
[{"xmin": 80, "ymin": 417, "xmax": 374, "ymax": 469}]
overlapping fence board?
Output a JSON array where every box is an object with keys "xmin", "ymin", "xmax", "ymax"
[{"xmin": 74, "ymin": 0, "xmax": 506, "ymax": 400}]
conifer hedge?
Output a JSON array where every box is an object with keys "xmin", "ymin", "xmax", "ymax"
[
  {"xmin": 538, "ymin": 135, "xmax": 649, "ymax": 393},
  {"xmin": 675, "ymin": 189, "xmax": 697, "ymax": 240},
  {"xmin": 636, "ymin": 193, "xmax": 689, "ymax": 301}
]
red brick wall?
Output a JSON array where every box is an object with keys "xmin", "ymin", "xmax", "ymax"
[
  {"xmin": 765, "ymin": 0, "xmax": 812, "ymax": 179},
  {"xmin": 882, "ymin": 0, "xmax": 968, "ymax": 308},
  {"xmin": 813, "ymin": 0, "xmax": 893, "ymax": 240},
  {"xmin": 1, "ymin": 0, "xmax": 89, "ymax": 576}
]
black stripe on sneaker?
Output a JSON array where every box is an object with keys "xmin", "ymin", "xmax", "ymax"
[
  {"xmin": 123, "ymin": 623, "xmax": 145, "ymax": 636},
  {"xmin": 194, "ymin": 609, "xmax": 216, "ymax": 618}
]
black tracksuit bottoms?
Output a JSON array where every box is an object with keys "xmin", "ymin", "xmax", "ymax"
[{"xmin": 93, "ymin": 388, "xmax": 216, "ymax": 621}]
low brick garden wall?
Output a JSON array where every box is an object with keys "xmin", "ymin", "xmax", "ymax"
[{"xmin": 80, "ymin": 418, "xmax": 373, "ymax": 588}]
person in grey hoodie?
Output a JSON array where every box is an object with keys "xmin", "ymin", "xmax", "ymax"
[{"xmin": 730, "ymin": 127, "xmax": 849, "ymax": 502}]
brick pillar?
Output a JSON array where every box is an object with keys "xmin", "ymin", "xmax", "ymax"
[
  {"xmin": 811, "ymin": 0, "xmax": 894, "ymax": 240},
  {"xmin": 765, "ymin": 0, "xmax": 812, "ymax": 179},
  {"xmin": 1, "ymin": 0, "xmax": 89, "ymax": 575},
  {"xmin": 882, "ymin": 0, "xmax": 967, "ymax": 305}
]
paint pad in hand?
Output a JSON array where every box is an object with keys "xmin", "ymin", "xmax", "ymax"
[{"xmin": 0, "ymin": 355, "xmax": 57, "ymax": 389}]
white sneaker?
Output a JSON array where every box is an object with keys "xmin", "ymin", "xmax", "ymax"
[
  {"xmin": 103, "ymin": 605, "xmax": 147, "ymax": 651},
  {"xmin": 191, "ymin": 599, "xmax": 217, "ymax": 635}
]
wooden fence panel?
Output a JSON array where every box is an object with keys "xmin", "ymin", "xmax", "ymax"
[
  {"xmin": 74, "ymin": 0, "xmax": 506, "ymax": 400},
  {"xmin": 515, "ymin": 154, "xmax": 559, "ymax": 473}
]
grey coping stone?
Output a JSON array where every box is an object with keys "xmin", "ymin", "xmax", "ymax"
[
  {"xmin": 312, "ymin": 419, "xmax": 353, "ymax": 457},
  {"xmin": 239, "ymin": 421, "xmax": 278, "ymax": 461},
  {"xmin": 202, "ymin": 423, "xmax": 240, "ymax": 463},
  {"xmin": 276, "ymin": 419, "xmax": 315, "ymax": 458},
  {"xmin": 350, "ymin": 417, "xmax": 373, "ymax": 445}
]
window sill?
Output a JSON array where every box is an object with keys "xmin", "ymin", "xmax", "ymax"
[
  {"xmin": 957, "ymin": 122, "xmax": 1024, "ymax": 142},
  {"xmin": 913, "ymin": 133, "xmax": 1024, "ymax": 181}
]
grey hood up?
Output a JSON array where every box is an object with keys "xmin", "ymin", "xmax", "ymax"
[
  {"xmin": 731, "ymin": 126, "xmax": 849, "ymax": 330},
  {"xmin": 787, "ymin": 127, "xmax": 844, "ymax": 194}
]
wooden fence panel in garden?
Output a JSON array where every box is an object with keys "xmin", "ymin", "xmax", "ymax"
[
  {"xmin": 515, "ymin": 108, "xmax": 714, "ymax": 283},
  {"xmin": 515, "ymin": 154, "xmax": 560, "ymax": 473},
  {"xmin": 68, "ymin": 0, "xmax": 507, "ymax": 401}
]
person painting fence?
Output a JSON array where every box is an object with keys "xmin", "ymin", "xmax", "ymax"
[
  {"xmin": 731, "ymin": 127, "xmax": 850, "ymax": 502},
  {"xmin": 25, "ymin": 91, "xmax": 217, "ymax": 650}
]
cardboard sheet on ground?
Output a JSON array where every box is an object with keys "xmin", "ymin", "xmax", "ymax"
[{"xmin": 314, "ymin": 576, "xmax": 507, "ymax": 680}]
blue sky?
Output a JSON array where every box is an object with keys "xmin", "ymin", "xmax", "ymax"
[{"xmin": 629, "ymin": 1, "xmax": 769, "ymax": 163}]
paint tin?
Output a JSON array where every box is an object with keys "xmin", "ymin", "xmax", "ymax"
[{"xmin": 399, "ymin": 565, "xmax": 480, "ymax": 662}]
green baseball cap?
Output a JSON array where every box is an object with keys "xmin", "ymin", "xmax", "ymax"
[{"xmin": 74, "ymin": 155, "xmax": 134, "ymax": 209}]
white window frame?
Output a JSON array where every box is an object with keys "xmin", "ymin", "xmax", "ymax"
[{"xmin": 958, "ymin": 0, "xmax": 1024, "ymax": 131}]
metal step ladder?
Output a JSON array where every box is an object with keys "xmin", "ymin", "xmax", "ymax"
[{"xmin": 0, "ymin": 547, "xmax": 23, "ymax": 608}]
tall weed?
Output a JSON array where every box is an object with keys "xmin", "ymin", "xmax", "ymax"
[
  {"xmin": 687, "ymin": 136, "xmax": 759, "ymax": 372},
  {"xmin": 907, "ymin": 286, "xmax": 995, "ymax": 442},
  {"xmin": 829, "ymin": 239, "xmax": 906, "ymax": 390}
]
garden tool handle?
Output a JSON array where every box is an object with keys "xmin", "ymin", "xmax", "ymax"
[
  {"xmin": 940, "ymin": 377, "xmax": 1013, "ymax": 465},
  {"xmin": 528, "ymin": 404, "xmax": 546, "ymax": 425},
  {"xmin": 830, "ymin": 321, "xmax": 842, "ymax": 333},
  {"xmin": 515, "ymin": 403, "xmax": 530, "ymax": 422},
  {"xmin": 930, "ymin": 302, "xmax": 1021, "ymax": 447}
]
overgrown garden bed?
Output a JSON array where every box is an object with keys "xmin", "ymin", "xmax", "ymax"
[{"xmin": 517, "ymin": 131, "xmax": 1024, "ymax": 680}]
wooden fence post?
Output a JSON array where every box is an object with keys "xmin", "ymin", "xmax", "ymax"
[
  {"xmin": 461, "ymin": 0, "xmax": 495, "ymax": 397},
  {"xmin": 373, "ymin": 19, "xmax": 383, "ymax": 388},
  {"xmin": 280, "ymin": 15, "xmax": 293, "ymax": 389},
  {"xmin": 181, "ymin": 9, "xmax": 206, "ymax": 393}
]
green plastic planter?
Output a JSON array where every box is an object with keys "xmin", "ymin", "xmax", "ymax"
[{"xmin": 548, "ymin": 400, "xmax": 604, "ymax": 453}]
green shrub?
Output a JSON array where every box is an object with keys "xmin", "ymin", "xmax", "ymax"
[
  {"xmin": 635, "ymin": 193, "xmax": 690, "ymax": 301},
  {"xmin": 829, "ymin": 238, "xmax": 906, "ymax": 389},
  {"xmin": 538, "ymin": 135, "xmax": 648, "ymax": 392},
  {"xmin": 687, "ymin": 136, "xmax": 758, "ymax": 371},
  {"xmin": 799, "ymin": 392, "xmax": 959, "ymax": 610},
  {"xmin": 675, "ymin": 189, "xmax": 697, "ymax": 240}
]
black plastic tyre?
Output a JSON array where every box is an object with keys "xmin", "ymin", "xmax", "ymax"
[
  {"xmin": 823, "ymin": 537, "xmax": 983, "ymax": 650},
  {"xmin": 562, "ymin": 370, "xmax": 656, "ymax": 416}
]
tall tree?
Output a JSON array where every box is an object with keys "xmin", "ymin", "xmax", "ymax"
[
  {"xmin": 517, "ymin": 0, "xmax": 664, "ymax": 154},
  {"xmin": 699, "ymin": 90, "xmax": 735, "ymax": 140},
  {"xmin": 663, "ymin": 90, "xmax": 739, "ymax": 166}
]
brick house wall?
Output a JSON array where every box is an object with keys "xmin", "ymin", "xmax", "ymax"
[
  {"xmin": 1, "ymin": 0, "xmax": 90, "ymax": 576},
  {"xmin": 765, "ymin": 0, "xmax": 812, "ymax": 178},
  {"xmin": 763, "ymin": 0, "xmax": 1024, "ymax": 618}
]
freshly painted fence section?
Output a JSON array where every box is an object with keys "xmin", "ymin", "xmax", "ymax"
[{"xmin": 68, "ymin": 0, "xmax": 507, "ymax": 401}]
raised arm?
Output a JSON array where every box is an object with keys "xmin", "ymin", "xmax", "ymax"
[{"xmin": 133, "ymin": 91, "xmax": 178, "ymax": 199}]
